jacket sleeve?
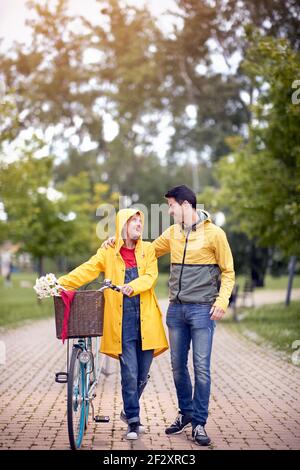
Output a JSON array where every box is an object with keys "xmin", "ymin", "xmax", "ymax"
[
  {"xmin": 57, "ymin": 248, "xmax": 106, "ymax": 291},
  {"xmin": 152, "ymin": 227, "xmax": 171, "ymax": 258},
  {"xmin": 213, "ymin": 228, "xmax": 235, "ymax": 311},
  {"xmin": 127, "ymin": 244, "xmax": 158, "ymax": 295}
]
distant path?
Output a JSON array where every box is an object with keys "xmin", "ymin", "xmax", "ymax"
[{"xmin": 237, "ymin": 288, "xmax": 300, "ymax": 307}]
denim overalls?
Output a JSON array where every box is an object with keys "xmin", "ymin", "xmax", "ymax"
[{"xmin": 119, "ymin": 267, "xmax": 153, "ymax": 424}]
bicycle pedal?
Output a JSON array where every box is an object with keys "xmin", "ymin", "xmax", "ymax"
[
  {"xmin": 55, "ymin": 372, "xmax": 68, "ymax": 384},
  {"xmin": 94, "ymin": 415, "xmax": 110, "ymax": 423}
]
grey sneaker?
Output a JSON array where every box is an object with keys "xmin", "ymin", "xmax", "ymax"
[
  {"xmin": 120, "ymin": 410, "xmax": 145, "ymax": 433},
  {"xmin": 126, "ymin": 422, "xmax": 139, "ymax": 440},
  {"xmin": 165, "ymin": 413, "xmax": 192, "ymax": 435},
  {"xmin": 192, "ymin": 424, "xmax": 211, "ymax": 446}
]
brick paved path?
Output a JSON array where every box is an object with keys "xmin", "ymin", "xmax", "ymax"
[{"xmin": 0, "ymin": 299, "xmax": 299, "ymax": 450}]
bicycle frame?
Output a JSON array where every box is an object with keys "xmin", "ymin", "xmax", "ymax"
[
  {"xmin": 85, "ymin": 337, "xmax": 104, "ymax": 410},
  {"xmin": 85, "ymin": 280, "xmax": 121, "ymax": 413}
]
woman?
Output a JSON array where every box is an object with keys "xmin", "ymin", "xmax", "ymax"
[{"xmin": 58, "ymin": 208, "xmax": 168, "ymax": 440}]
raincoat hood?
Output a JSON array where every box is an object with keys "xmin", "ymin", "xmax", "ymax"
[{"xmin": 115, "ymin": 208, "xmax": 145, "ymax": 253}]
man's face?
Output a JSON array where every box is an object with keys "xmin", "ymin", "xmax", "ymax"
[
  {"xmin": 167, "ymin": 197, "xmax": 184, "ymax": 224},
  {"xmin": 126, "ymin": 214, "xmax": 142, "ymax": 240}
]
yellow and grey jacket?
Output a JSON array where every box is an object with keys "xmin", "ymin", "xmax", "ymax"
[{"xmin": 152, "ymin": 211, "xmax": 235, "ymax": 311}]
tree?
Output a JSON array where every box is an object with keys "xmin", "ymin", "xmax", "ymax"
[
  {"xmin": 0, "ymin": 134, "xmax": 111, "ymax": 275},
  {"xmin": 216, "ymin": 34, "xmax": 300, "ymax": 260},
  {"xmin": 211, "ymin": 0, "xmax": 300, "ymax": 56},
  {"xmin": 153, "ymin": 0, "xmax": 250, "ymax": 164}
]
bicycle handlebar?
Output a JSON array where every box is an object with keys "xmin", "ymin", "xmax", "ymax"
[{"xmin": 98, "ymin": 279, "xmax": 122, "ymax": 293}]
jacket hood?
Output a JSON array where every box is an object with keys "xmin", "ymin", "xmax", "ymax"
[
  {"xmin": 181, "ymin": 209, "xmax": 211, "ymax": 231},
  {"xmin": 115, "ymin": 208, "xmax": 144, "ymax": 253},
  {"xmin": 199, "ymin": 209, "xmax": 211, "ymax": 222},
  {"xmin": 193, "ymin": 209, "xmax": 212, "ymax": 227}
]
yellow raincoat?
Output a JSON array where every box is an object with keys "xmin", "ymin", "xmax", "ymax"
[{"xmin": 57, "ymin": 208, "xmax": 169, "ymax": 359}]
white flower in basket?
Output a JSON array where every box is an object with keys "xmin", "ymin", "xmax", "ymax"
[{"xmin": 33, "ymin": 273, "xmax": 64, "ymax": 299}]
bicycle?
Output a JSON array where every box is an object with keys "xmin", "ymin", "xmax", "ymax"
[{"xmin": 55, "ymin": 279, "xmax": 121, "ymax": 450}]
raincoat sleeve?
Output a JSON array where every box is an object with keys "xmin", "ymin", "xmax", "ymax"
[
  {"xmin": 213, "ymin": 228, "xmax": 235, "ymax": 311},
  {"xmin": 127, "ymin": 244, "xmax": 158, "ymax": 296},
  {"xmin": 57, "ymin": 248, "xmax": 106, "ymax": 290},
  {"xmin": 152, "ymin": 227, "xmax": 171, "ymax": 258}
]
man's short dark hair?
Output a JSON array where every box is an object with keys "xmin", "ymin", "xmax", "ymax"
[{"xmin": 165, "ymin": 185, "xmax": 197, "ymax": 209}]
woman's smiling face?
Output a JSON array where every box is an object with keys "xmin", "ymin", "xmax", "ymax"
[{"xmin": 125, "ymin": 213, "xmax": 142, "ymax": 241}]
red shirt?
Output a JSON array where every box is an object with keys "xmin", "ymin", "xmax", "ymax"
[{"xmin": 120, "ymin": 246, "xmax": 137, "ymax": 268}]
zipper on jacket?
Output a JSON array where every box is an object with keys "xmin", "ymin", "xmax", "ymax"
[{"xmin": 176, "ymin": 229, "xmax": 191, "ymax": 303}]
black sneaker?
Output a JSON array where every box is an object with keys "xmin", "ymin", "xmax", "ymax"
[
  {"xmin": 126, "ymin": 422, "xmax": 139, "ymax": 440},
  {"xmin": 165, "ymin": 413, "xmax": 192, "ymax": 435},
  {"xmin": 120, "ymin": 410, "xmax": 145, "ymax": 433},
  {"xmin": 192, "ymin": 424, "xmax": 211, "ymax": 446}
]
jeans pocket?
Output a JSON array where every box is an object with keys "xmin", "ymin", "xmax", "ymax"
[
  {"xmin": 166, "ymin": 303, "xmax": 181, "ymax": 327},
  {"xmin": 187, "ymin": 304, "xmax": 213, "ymax": 329}
]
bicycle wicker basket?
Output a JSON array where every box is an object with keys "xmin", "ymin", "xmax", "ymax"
[{"xmin": 54, "ymin": 290, "xmax": 104, "ymax": 339}]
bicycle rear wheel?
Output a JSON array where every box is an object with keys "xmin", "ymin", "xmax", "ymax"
[{"xmin": 67, "ymin": 347, "xmax": 86, "ymax": 450}]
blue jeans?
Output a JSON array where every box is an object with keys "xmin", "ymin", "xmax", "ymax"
[
  {"xmin": 119, "ymin": 337, "xmax": 153, "ymax": 423},
  {"xmin": 166, "ymin": 302, "xmax": 215, "ymax": 428},
  {"xmin": 119, "ymin": 267, "xmax": 154, "ymax": 424}
]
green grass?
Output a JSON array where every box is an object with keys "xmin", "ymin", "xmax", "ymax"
[
  {"xmin": 0, "ymin": 273, "xmax": 54, "ymax": 328},
  {"xmin": 224, "ymin": 302, "xmax": 300, "ymax": 365},
  {"xmin": 155, "ymin": 273, "xmax": 300, "ymax": 299},
  {"xmin": 235, "ymin": 274, "xmax": 300, "ymax": 290}
]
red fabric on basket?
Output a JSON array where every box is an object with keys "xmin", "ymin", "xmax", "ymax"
[{"xmin": 60, "ymin": 290, "xmax": 76, "ymax": 343}]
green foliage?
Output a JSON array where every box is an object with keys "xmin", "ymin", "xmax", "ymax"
[
  {"xmin": 217, "ymin": 34, "xmax": 300, "ymax": 256},
  {"xmin": 0, "ymin": 145, "xmax": 79, "ymax": 257}
]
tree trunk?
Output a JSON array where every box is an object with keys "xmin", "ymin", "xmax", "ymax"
[
  {"xmin": 285, "ymin": 256, "xmax": 297, "ymax": 307},
  {"xmin": 250, "ymin": 244, "xmax": 269, "ymax": 288},
  {"xmin": 36, "ymin": 256, "xmax": 45, "ymax": 305},
  {"xmin": 37, "ymin": 256, "xmax": 45, "ymax": 277},
  {"xmin": 57, "ymin": 255, "xmax": 67, "ymax": 274}
]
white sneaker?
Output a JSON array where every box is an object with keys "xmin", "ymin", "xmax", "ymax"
[
  {"xmin": 126, "ymin": 422, "xmax": 139, "ymax": 440},
  {"xmin": 120, "ymin": 410, "xmax": 145, "ymax": 433}
]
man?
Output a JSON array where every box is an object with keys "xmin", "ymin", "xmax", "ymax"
[
  {"xmin": 103, "ymin": 186, "xmax": 235, "ymax": 446},
  {"xmin": 58, "ymin": 209, "xmax": 168, "ymax": 440}
]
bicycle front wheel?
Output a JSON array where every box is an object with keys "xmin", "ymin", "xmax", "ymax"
[
  {"xmin": 67, "ymin": 347, "xmax": 86, "ymax": 450},
  {"xmin": 84, "ymin": 338, "xmax": 94, "ymax": 430}
]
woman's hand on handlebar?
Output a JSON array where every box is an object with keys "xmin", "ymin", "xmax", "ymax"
[{"xmin": 121, "ymin": 284, "xmax": 134, "ymax": 296}]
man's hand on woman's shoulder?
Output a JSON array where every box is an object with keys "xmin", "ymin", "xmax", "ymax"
[{"xmin": 101, "ymin": 237, "xmax": 116, "ymax": 249}]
